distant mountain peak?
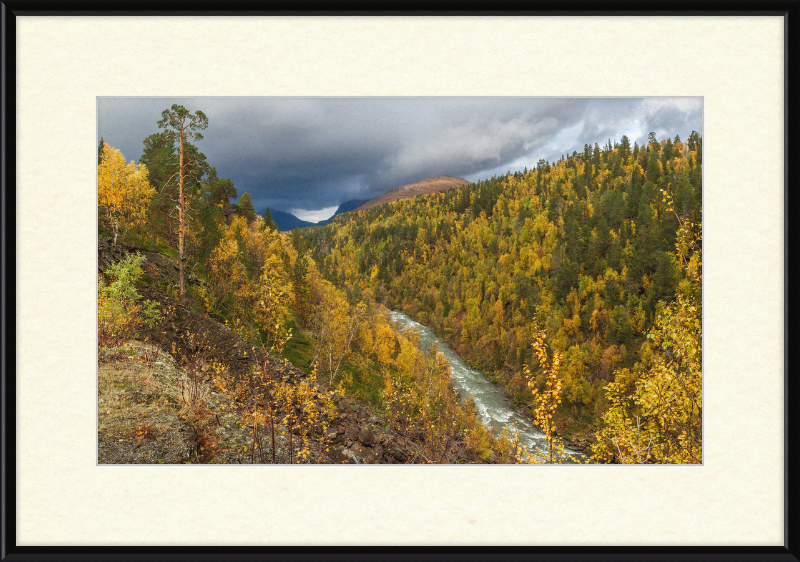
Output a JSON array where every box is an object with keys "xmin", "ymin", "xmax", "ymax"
[
  {"xmin": 269, "ymin": 199, "xmax": 372, "ymax": 231},
  {"xmin": 266, "ymin": 177, "xmax": 470, "ymax": 231},
  {"xmin": 268, "ymin": 209, "xmax": 318, "ymax": 231},
  {"xmin": 355, "ymin": 176, "xmax": 471, "ymax": 211},
  {"xmin": 316, "ymin": 199, "xmax": 371, "ymax": 226}
]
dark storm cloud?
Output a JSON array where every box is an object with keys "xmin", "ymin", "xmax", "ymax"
[{"xmin": 98, "ymin": 97, "xmax": 702, "ymax": 221}]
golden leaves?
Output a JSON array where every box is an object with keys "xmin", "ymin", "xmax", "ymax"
[
  {"xmin": 98, "ymin": 143, "xmax": 154, "ymax": 244},
  {"xmin": 522, "ymin": 320, "xmax": 569, "ymax": 463},
  {"xmin": 592, "ymin": 293, "xmax": 702, "ymax": 464}
]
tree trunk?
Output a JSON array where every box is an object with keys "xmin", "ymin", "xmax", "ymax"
[{"xmin": 178, "ymin": 130, "xmax": 187, "ymax": 306}]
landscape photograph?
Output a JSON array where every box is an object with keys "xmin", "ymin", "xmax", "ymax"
[{"xmin": 97, "ymin": 96, "xmax": 703, "ymax": 465}]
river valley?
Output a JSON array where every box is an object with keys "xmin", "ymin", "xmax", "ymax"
[{"xmin": 390, "ymin": 311, "xmax": 582, "ymax": 463}]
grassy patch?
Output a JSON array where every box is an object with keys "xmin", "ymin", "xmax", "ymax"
[
  {"xmin": 335, "ymin": 354, "xmax": 385, "ymax": 410},
  {"xmin": 152, "ymin": 240, "xmax": 179, "ymax": 260},
  {"xmin": 282, "ymin": 321, "xmax": 315, "ymax": 373}
]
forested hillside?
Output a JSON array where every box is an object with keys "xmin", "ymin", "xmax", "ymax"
[{"xmin": 305, "ymin": 133, "xmax": 703, "ymax": 463}]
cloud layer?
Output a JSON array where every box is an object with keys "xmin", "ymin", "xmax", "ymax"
[{"xmin": 98, "ymin": 97, "xmax": 702, "ymax": 217}]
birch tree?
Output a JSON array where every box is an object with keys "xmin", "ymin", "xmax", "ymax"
[{"xmin": 98, "ymin": 143, "xmax": 153, "ymax": 246}]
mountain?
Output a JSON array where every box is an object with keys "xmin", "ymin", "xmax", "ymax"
[
  {"xmin": 354, "ymin": 176, "xmax": 472, "ymax": 211},
  {"xmin": 270, "ymin": 209, "xmax": 318, "ymax": 231},
  {"xmin": 269, "ymin": 199, "xmax": 372, "ymax": 231},
  {"xmin": 316, "ymin": 199, "xmax": 370, "ymax": 226}
]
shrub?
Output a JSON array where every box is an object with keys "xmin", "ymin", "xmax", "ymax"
[{"xmin": 98, "ymin": 253, "xmax": 160, "ymax": 353}]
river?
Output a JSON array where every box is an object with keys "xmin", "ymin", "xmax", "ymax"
[{"xmin": 389, "ymin": 310, "xmax": 582, "ymax": 463}]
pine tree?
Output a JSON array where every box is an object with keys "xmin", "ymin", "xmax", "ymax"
[
  {"xmin": 292, "ymin": 227, "xmax": 302, "ymax": 250},
  {"xmin": 292, "ymin": 251, "xmax": 311, "ymax": 325},
  {"xmin": 237, "ymin": 192, "xmax": 256, "ymax": 224},
  {"xmin": 139, "ymin": 132, "xmax": 176, "ymax": 245},
  {"xmin": 156, "ymin": 104, "xmax": 209, "ymax": 305},
  {"xmin": 263, "ymin": 206, "xmax": 278, "ymax": 231},
  {"xmin": 208, "ymin": 169, "xmax": 238, "ymax": 207}
]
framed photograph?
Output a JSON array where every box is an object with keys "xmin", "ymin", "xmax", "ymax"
[{"xmin": 3, "ymin": 5, "xmax": 794, "ymax": 560}]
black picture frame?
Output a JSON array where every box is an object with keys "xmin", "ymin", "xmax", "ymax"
[{"xmin": 1, "ymin": 2, "xmax": 795, "ymax": 561}]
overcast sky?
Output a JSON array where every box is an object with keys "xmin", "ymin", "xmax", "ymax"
[{"xmin": 98, "ymin": 97, "xmax": 702, "ymax": 223}]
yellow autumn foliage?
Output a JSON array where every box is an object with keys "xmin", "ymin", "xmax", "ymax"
[{"xmin": 98, "ymin": 143, "xmax": 154, "ymax": 245}]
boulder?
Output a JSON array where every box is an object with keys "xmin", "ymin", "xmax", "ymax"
[
  {"xmin": 350, "ymin": 442, "xmax": 369, "ymax": 460},
  {"xmin": 342, "ymin": 448, "xmax": 363, "ymax": 464},
  {"xmin": 358, "ymin": 427, "xmax": 374, "ymax": 446}
]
